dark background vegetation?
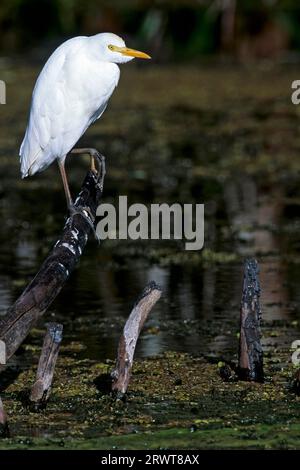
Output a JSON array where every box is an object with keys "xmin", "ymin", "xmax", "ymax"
[{"xmin": 1, "ymin": 0, "xmax": 300, "ymax": 61}]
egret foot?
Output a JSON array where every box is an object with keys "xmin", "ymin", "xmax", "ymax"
[{"xmin": 70, "ymin": 148, "xmax": 106, "ymax": 191}]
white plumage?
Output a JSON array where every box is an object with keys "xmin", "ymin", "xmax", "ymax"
[{"xmin": 20, "ymin": 32, "xmax": 150, "ymax": 208}]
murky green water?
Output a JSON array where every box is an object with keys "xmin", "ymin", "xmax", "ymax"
[{"xmin": 0, "ymin": 60, "xmax": 300, "ymax": 447}]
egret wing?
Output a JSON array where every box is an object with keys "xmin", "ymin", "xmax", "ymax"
[{"xmin": 20, "ymin": 37, "xmax": 118, "ymax": 177}]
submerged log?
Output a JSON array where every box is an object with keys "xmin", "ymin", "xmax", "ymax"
[
  {"xmin": 238, "ymin": 258, "xmax": 264, "ymax": 382},
  {"xmin": 0, "ymin": 397, "xmax": 8, "ymax": 437},
  {"xmin": 29, "ymin": 323, "xmax": 63, "ymax": 410},
  {"xmin": 111, "ymin": 281, "xmax": 162, "ymax": 397},
  {"xmin": 0, "ymin": 158, "xmax": 105, "ymax": 365}
]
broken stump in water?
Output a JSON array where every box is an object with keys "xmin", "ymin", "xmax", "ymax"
[
  {"xmin": 29, "ymin": 323, "xmax": 63, "ymax": 410},
  {"xmin": 237, "ymin": 258, "xmax": 264, "ymax": 382},
  {"xmin": 111, "ymin": 281, "xmax": 162, "ymax": 397}
]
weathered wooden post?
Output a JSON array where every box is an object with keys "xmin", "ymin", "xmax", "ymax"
[
  {"xmin": 29, "ymin": 323, "xmax": 63, "ymax": 410},
  {"xmin": 238, "ymin": 258, "xmax": 264, "ymax": 382},
  {"xmin": 111, "ymin": 282, "xmax": 162, "ymax": 397}
]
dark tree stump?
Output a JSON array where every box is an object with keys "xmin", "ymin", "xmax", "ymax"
[
  {"xmin": 29, "ymin": 323, "xmax": 63, "ymax": 410},
  {"xmin": 292, "ymin": 368, "xmax": 300, "ymax": 396},
  {"xmin": 111, "ymin": 281, "xmax": 162, "ymax": 397},
  {"xmin": 0, "ymin": 397, "xmax": 8, "ymax": 437},
  {"xmin": 0, "ymin": 166, "xmax": 104, "ymax": 365},
  {"xmin": 238, "ymin": 258, "xmax": 264, "ymax": 382}
]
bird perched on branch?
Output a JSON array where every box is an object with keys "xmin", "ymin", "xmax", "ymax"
[{"xmin": 20, "ymin": 33, "xmax": 150, "ymax": 217}]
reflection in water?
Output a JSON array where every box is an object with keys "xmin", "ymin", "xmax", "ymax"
[
  {"xmin": 224, "ymin": 176, "xmax": 298, "ymax": 355},
  {"xmin": 0, "ymin": 173, "xmax": 298, "ymax": 369}
]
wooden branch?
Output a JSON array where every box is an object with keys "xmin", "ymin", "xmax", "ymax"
[
  {"xmin": 0, "ymin": 166, "xmax": 104, "ymax": 365},
  {"xmin": 29, "ymin": 323, "xmax": 63, "ymax": 410},
  {"xmin": 0, "ymin": 397, "xmax": 8, "ymax": 437},
  {"xmin": 111, "ymin": 281, "xmax": 162, "ymax": 397},
  {"xmin": 238, "ymin": 258, "xmax": 264, "ymax": 382}
]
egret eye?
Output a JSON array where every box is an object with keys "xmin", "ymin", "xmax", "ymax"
[{"xmin": 108, "ymin": 44, "xmax": 114, "ymax": 51}]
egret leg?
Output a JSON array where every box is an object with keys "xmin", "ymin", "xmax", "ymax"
[
  {"xmin": 58, "ymin": 158, "xmax": 96, "ymax": 235},
  {"xmin": 58, "ymin": 158, "xmax": 73, "ymax": 208}
]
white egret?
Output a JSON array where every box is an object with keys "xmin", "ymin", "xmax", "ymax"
[{"xmin": 20, "ymin": 32, "xmax": 150, "ymax": 215}]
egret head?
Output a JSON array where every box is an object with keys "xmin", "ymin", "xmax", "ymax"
[{"xmin": 93, "ymin": 33, "xmax": 151, "ymax": 64}]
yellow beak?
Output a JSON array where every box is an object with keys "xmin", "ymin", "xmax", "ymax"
[{"xmin": 108, "ymin": 45, "xmax": 151, "ymax": 59}]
